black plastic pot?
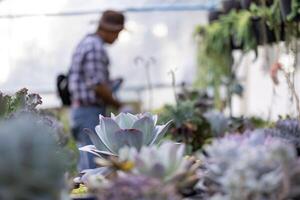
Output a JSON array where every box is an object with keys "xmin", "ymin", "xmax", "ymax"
[
  {"xmin": 252, "ymin": 18, "xmax": 277, "ymax": 45},
  {"xmin": 230, "ymin": 35, "xmax": 243, "ymax": 50},
  {"xmin": 279, "ymin": 0, "xmax": 300, "ymax": 22},
  {"xmin": 208, "ymin": 11, "xmax": 223, "ymax": 23},
  {"xmin": 222, "ymin": 0, "xmax": 241, "ymax": 14},
  {"xmin": 240, "ymin": 0, "xmax": 253, "ymax": 9},
  {"xmin": 241, "ymin": 0, "xmax": 274, "ymax": 9}
]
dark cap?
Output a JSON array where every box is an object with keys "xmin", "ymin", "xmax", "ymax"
[{"xmin": 99, "ymin": 10, "xmax": 125, "ymax": 32}]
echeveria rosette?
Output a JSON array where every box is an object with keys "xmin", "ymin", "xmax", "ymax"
[
  {"xmin": 131, "ymin": 141, "xmax": 188, "ymax": 181},
  {"xmin": 80, "ymin": 112, "xmax": 172, "ymax": 157},
  {"xmin": 199, "ymin": 132, "xmax": 298, "ymax": 200}
]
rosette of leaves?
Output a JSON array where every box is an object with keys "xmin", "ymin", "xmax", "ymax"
[
  {"xmin": 0, "ymin": 115, "xmax": 67, "ymax": 200},
  {"xmin": 199, "ymin": 132, "xmax": 300, "ymax": 200},
  {"xmin": 131, "ymin": 141, "xmax": 200, "ymax": 197},
  {"xmin": 80, "ymin": 112, "xmax": 172, "ymax": 157},
  {"xmin": 93, "ymin": 174, "xmax": 181, "ymax": 200},
  {"xmin": 92, "ymin": 141, "xmax": 200, "ymax": 197},
  {"xmin": 160, "ymin": 100, "xmax": 212, "ymax": 152}
]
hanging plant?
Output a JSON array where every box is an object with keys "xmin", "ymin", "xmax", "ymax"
[
  {"xmin": 280, "ymin": 0, "xmax": 300, "ymax": 22},
  {"xmin": 222, "ymin": 0, "xmax": 241, "ymax": 14}
]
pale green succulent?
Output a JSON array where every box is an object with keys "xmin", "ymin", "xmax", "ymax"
[
  {"xmin": 80, "ymin": 112, "xmax": 172, "ymax": 157},
  {"xmin": 0, "ymin": 115, "xmax": 67, "ymax": 200},
  {"xmin": 129, "ymin": 141, "xmax": 188, "ymax": 181}
]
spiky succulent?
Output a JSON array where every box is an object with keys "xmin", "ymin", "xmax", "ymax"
[
  {"xmin": 199, "ymin": 132, "xmax": 299, "ymax": 200},
  {"xmin": 0, "ymin": 115, "xmax": 67, "ymax": 200},
  {"xmin": 80, "ymin": 112, "xmax": 172, "ymax": 157},
  {"xmin": 94, "ymin": 174, "xmax": 181, "ymax": 200}
]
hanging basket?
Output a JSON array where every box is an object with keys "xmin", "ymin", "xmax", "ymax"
[
  {"xmin": 252, "ymin": 17, "xmax": 277, "ymax": 45},
  {"xmin": 208, "ymin": 11, "xmax": 223, "ymax": 23},
  {"xmin": 241, "ymin": 0, "xmax": 274, "ymax": 10},
  {"xmin": 279, "ymin": 0, "xmax": 300, "ymax": 22},
  {"xmin": 222, "ymin": 0, "xmax": 241, "ymax": 14}
]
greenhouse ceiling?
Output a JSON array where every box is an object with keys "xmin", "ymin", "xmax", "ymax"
[{"xmin": 0, "ymin": 0, "xmax": 221, "ymax": 17}]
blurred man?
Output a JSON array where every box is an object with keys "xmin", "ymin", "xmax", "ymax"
[{"xmin": 68, "ymin": 10, "xmax": 124, "ymax": 171}]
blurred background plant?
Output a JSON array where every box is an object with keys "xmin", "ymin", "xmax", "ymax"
[
  {"xmin": 93, "ymin": 174, "xmax": 182, "ymax": 200},
  {"xmin": 198, "ymin": 132, "xmax": 300, "ymax": 200},
  {"xmin": 0, "ymin": 115, "xmax": 68, "ymax": 200},
  {"xmin": 0, "ymin": 88, "xmax": 69, "ymax": 146}
]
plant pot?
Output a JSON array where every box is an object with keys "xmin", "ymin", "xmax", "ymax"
[
  {"xmin": 241, "ymin": 0, "xmax": 274, "ymax": 9},
  {"xmin": 208, "ymin": 11, "xmax": 223, "ymax": 23},
  {"xmin": 252, "ymin": 18, "xmax": 277, "ymax": 45},
  {"xmin": 279, "ymin": 0, "xmax": 300, "ymax": 22},
  {"xmin": 222, "ymin": 0, "xmax": 241, "ymax": 14},
  {"xmin": 240, "ymin": 0, "xmax": 253, "ymax": 9},
  {"xmin": 230, "ymin": 35, "xmax": 243, "ymax": 50}
]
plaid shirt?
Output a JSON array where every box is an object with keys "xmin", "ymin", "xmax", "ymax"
[{"xmin": 68, "ymin": 34, "xmax": 110, "ymax": 106}]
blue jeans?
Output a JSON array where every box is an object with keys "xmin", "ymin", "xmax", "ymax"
[{"xmin": 70, "ymin": 106, "xmax": 106, "ymax": 172}]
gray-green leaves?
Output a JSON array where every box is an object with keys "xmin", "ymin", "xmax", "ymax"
[{"xmin": 80, "ymin": 112, "xmax": 172, "ymax": 157}]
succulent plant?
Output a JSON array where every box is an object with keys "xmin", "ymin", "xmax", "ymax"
[
  {"xmin": 159, "ymin": 100, "xmax": 212, "ymax": 152},
  {"xmin": 80, "ymin": 112, "xmax": 172, "ymax": 157},
  {"xmin": 0, "ymin": 88, "xmax": 42, "ymax": 119},
  {"xmin": 129, "ymin": 141, "xmax": 188, "ymax": 180},
  {"xmin": 0, "ymin": 89, "xmax": 68, "ymax": 146},
  {"xmin": 94, "ymin": 174, "xmax": 181, "ymax": 200},
  {"xmin": 264, "ymin": 118, "xmax": 300, "ymax": 148},
  {"xmin": 199, "ymin": 132, "xmax": 299, "ymax": 200},
  {"xmin": 0, "ymin": 115, "xmax": 67, "ymax": 200},
  {"xmin": 91, "ymin": 141, "xmax": 200, "ymax": 197}
]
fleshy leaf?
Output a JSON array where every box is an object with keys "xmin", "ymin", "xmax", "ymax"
[
  {"xmin": 113, "ymin": 129, "xmax": 144, "ymax": 152},
  {"xmin": 132, "ymin": 116, "xmax": 155, "ymax": 145},
  {"xmin": 97, "ymin": 116, "xmax": 120, "ymax": 153},
  {"xmin": 84, "ymin": 128, "xmax": 109, "ymax": 152},
  {"xmin": 114, "ymin": 113, "xmax": 136, "ymax": 129},
  {"xmin": 151, "ymin": 120, "xmax": 173, "ymax": 145},
  {"xmin": 79, "ymin": 145, "xmax": 116, "ymax": 157}
]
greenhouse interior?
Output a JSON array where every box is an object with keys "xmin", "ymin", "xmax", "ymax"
[{"xmin": 1, "ymin": 0, "xmax": 300, "ymax": 199}]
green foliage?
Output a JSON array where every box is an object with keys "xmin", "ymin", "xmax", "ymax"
[
  {"xmin": 160, "ymin": 100, "xmax": 212, "ymax": 152},
  {"xmin": 287, "ymin": 0, "xmax": 300, "ymax": 21},
  {"xmin": 195, "ymin": 0, "xmax": 300, "ymax": 107},
  {"xmin": 0, "ymin": 88, "xmax": 42, "ymax": 119}
]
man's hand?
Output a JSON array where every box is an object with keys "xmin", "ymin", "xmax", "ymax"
[{"xmin": 95, "ymin": 84, "xmax": 122, "ymax": 109}]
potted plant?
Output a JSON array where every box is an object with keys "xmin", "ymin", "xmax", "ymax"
[
  {"xmin": 222, "ymin": 0, "xmax": 241, "ymax": 14},
  {"xmin": 241, "ymin": 0, "xmax": 275, "ymax": 9},
  {"xmin": 279, "ymin": 0, "xmax": 300, "ymax": 22},
  {"xmin": 208, "ymin": 10, "xmax": 223, "ymax": 23}
]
